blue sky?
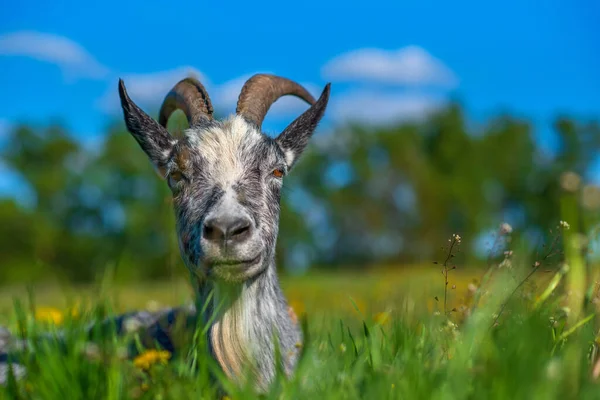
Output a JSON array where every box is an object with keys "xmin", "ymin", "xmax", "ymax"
[{"xmin": 1, "ymin": 0, "xmax": 599, "ymax": 156}]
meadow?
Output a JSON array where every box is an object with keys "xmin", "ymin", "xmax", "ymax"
[{"xmin": 2, "ymin": 226, "xmax": 600, "ymax": 399}]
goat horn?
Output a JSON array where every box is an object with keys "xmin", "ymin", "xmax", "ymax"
[
  {"xmin": 236, "ymin": 74, "xmax": 316, "ymax": 129},
  {"xmin": 158, "ymin": 77, "xmax": 213, "ymax": 128}
]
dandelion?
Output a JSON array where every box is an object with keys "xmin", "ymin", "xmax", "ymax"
[
  {"xmin": 559, "ymin": 220, "xmax": 570, "ymax": 230},
  {"xmin": 349, "ymin": 297, "xmax": 366, "ymax": 314},
  {"xmin": 373, "ymin": 311, "xmax": 390, "ymax": 325},
  {"xmin": 34, "ymin": 307, "xmax": 64, "ymax": 326},
  {"xmin": 500, "ymin": 223, "xmax": 513, "ymax": 234},
  {"xmin": 133, "ymin": 349, "xmax": 171, "ymax": 371}
]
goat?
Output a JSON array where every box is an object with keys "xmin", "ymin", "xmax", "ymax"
[
  {"xmin": 0, "ymin": 73, "xmax": 330, "ymax": 391},
  {"xmin": 119, "ymin": 74, "xmax": 330, "ymax": 388},
  {"xmin": 116, "ymin": 73, "xmax": 330, "ymax": 389}
]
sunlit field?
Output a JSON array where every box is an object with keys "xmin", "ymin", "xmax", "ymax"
[
  {"xmin": 0, "ymin": 265, "xmax": 481, "ymax": 321},
  {"xmin": 3, "ymin": 225, "xmax": 600, "ymax": 400}
]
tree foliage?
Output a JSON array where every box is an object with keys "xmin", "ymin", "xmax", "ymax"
[{"xmin": 1, "ymin": 103, "xmax": 599, "ymax": 283}]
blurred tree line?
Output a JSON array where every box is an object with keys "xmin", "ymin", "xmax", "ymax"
[{"xmin": 1, "ymin": 103, "xmax": 600, "ymax": 283}]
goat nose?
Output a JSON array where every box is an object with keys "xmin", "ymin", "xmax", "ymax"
[{"xmin": 203, "ymin": 216, "xmax": 252, "ymax": 243}]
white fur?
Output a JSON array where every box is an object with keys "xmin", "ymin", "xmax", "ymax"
[
  {"xmin": 284, "ymin": 149, "xmax": 295, "ymax": 167},
  {"xmin": 186, "ymin": 116, "xmax": 262, "ymax": 188},
  {"xmin": 210, "ymin": 279, "xmax": 278, "ymax": 388}
]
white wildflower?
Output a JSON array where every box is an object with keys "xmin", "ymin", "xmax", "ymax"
[
  {"xmin": 559, "ymin": 171, "xmax": 581, "ymax": 192},
  {"xmin": 499, "ymin": 258, "xmax": 513, "ymax": 269},
  {"xmin": 123, "ymin": 317, "xmax": 143, "ymax": 333},
  {"xmin": 559, "ymin": 220, "xmax": 570, "ymax": 230},
  {"xmin": 500, "ymin": 223, "xmax": 513, "ymax": 234}
]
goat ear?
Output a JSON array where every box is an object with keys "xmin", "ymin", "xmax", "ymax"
[
  {"xmin": 118, "ymin": 79, "xmax": 174, "ymax": 178},
  {"xmin": 275, "ymin": 83, "xmax": 330, "ymax": 169}
]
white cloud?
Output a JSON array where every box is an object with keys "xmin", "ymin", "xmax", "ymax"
[
  {"xmin": 328, "ymin": 89, "xmax": 445, "ymax": 126},
  {"xmin": 0, "ymin": 31, "xmax": 109, "ymax": 80},
  {"xmin": 211, "ymin": 74, "xmax": 255, "ymax": 113},
  {"xmin": 97, "ymin": 66, "xmax": 207, "ymax": 113},
  {"xmin": 322, "ymin": 46, "xmax": 458, "ymax": 88}
]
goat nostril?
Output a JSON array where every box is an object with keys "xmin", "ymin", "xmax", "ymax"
[
  {"xmin": 230, "ymin": 223, "xmax": 250, "ymax": 238},
  {"xmin": 203, "ymin": 217, "xmax": 252, "ymax": 243},
  {"xmin": 202, "ymin": 223, "xmax": 223, "ymax": 241}
]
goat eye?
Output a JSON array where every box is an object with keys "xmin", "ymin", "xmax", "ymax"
[
  {"xmin": 168, "ymin": 171, "xmax": 184, "ymax": 187},
  {"xmin": 272, "ymin": 168, "xmax": 285, "ymax": 178}
]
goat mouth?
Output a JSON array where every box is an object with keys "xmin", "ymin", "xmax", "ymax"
[{"xmin": 207, "ymin": 254, "xmax": 262, "ymax": 269}]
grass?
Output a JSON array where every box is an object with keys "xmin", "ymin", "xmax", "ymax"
[{"xmin": 2, "ymin": 228, "xmax": 600, "ymax": 399}]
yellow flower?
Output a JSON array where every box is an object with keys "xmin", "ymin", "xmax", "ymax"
[
  {"xmin": 373, "ymin": 311, "xmax": 390, "ymax": 326},
  {"xmin": 349, "ymin": 297, "xmax": 366, "ymax": 314},
  {"xmin": 34, "ymin": 307, "xmax": 64, "ymax": 326},
  {"xmin": 133, "ymin": 350, "xmax": 171, "ymax": 370}
]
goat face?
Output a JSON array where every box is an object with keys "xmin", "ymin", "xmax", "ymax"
[{"xmin": 118, "ymin": 74, "xmax": 330, "ymax": 282}]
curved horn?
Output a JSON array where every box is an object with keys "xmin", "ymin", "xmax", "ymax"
[
  {"xmin": 158, "ymin": 77, "xmax": 213, "ymax": 128},
  {"xmin": 236, "ymin": 74, "xmax": 316, "ymax": 129}
]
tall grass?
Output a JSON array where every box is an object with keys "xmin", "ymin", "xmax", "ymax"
[{"xmin": 2, "ymin": 210, "xmax": 600, "ymax": 398}]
